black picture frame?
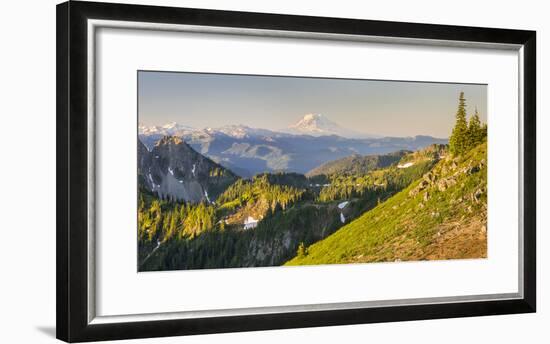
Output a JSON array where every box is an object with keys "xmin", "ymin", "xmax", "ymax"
[{"xmin": 57, "ymin": 1, "xmax": 536, "ymax": 342}]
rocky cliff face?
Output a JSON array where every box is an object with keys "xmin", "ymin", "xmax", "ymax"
[{"xmin": 138, "ymin": 136, "xmax": 238, "ymax": 203}]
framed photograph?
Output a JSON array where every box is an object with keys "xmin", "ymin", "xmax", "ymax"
[{"xmin": 57, "ymin": 1, "xmax": 536, "ymax": 342}]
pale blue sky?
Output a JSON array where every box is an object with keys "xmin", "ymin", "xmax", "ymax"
[{"xmin": 138, "ymin": 71, "xmax": 487, "ymax": 138}]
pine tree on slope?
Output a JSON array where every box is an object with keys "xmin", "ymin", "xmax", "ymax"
[
  {"xmin": 468, "ymin": 107, "xmax": 484, "ymax": 146},
  {"xmin": 449, "ymin": 92, "xmax": 470, "ymax": 155}
]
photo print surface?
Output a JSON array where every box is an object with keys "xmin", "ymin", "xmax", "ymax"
[{"xmin": 137, "ymin": 71, "xmax": 488, "ymax": 272}]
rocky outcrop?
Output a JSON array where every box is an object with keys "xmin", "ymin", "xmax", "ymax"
[
  {"xmin": 138, "ymin": 136, "xmax": 238, "ymax": 203},
  {"xmin": 409, "ymin": 155, "xmax": 486, "ymax": 198}
]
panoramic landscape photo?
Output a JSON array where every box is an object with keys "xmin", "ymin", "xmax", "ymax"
[{"xmin": 137, "ymin": 71, "xmax": 488, "ymax": 272}]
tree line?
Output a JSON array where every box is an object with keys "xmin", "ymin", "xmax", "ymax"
[
  {"xmin": 138, "ymin": 191, "xmax": 217, "ymax": 242},
  {"xmin": 216, "ymin": 174, "xmax": 306, "ymax": 212}
]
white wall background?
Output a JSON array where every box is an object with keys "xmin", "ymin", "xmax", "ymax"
[{"xmin": 0, "ymin": 0, "xmax": 546, "ymax": 343}]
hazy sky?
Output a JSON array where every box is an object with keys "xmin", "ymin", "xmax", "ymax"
[{"xmin": 138, "ymin": 71, "xmax": 487, "ymax": 138}]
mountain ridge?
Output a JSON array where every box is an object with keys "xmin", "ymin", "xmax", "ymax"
[
  {"xmin": 139, "ymin": 120, "xmax": 447, "ymax": 177},
  {"xmin": 138, "ymin": 136, "xmax": 238, "ymax": 203},
  {"xmin": 306, "ymin": 150, "xmax": 410, "ymax": 177}
]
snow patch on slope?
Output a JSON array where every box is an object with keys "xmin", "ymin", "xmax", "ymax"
[
  {"xmin": 244, "ymin": 216, "xmax": 259, "ymax": 230},
  {"xmin": 338, "ymin": 201, "xmax": 349, "ymax": 209},
  {"xmin": 397, "ymin": 162, "xmax": 414, "ymax": 169}
]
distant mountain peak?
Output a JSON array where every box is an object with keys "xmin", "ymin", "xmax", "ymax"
[
  {"xmin": 287, "ymin": 113, "xmax": 377, "ymax": 138},
  {"xmin": 138, "ymin": 122, "xmax": 194, "ymax": 136},
  {"xmin": 162, "ymin": 121, "xmax": 178, "ymax": 129},
  {"xmin": 288, "ymin": 113, "xmax": 334, "ymax": 133}
]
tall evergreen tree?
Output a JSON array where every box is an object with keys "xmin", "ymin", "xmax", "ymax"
[
  {"xmin": 468, "ymin": 107, "xmax": 483, "ymax": 146},
  {"xmin": 449, "ymin": 92, "xmax": 469, "ymax": 155}
]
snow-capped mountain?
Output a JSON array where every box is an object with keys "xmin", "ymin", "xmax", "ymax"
[
  {"xmin": 138, "ymin": 122, "xmax": 195, "ymax": 136},
  {"xmin": 138, "ymin": 123, "xmax": 282, "ymax": 139},
  {"xmin": 212, "ymin": 124, "xmax": 282, "ymax": 139},
  {"xmin": 138, "ymin": 119, "xmax": 447, "ymax": 177},
  {"xmin": 286, "ymin": 113, "xmax": 376, "ymax": 138},
  {"xmin": 139, "ymin": 114, "xmax": 370, "ymax": 140}
]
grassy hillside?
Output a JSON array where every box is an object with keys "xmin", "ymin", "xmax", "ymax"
[{"xmin": 285, "ymin": 142, "xmax": 487, "ymax": 266}]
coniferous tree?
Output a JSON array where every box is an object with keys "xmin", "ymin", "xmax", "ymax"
[
  {"xmin": 449, "ymin": 92, "xmax": 469, "ymax": 155},
  {"xmin": 468, "ymin": 107, "xmax": 484, "ymax": 146}
]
